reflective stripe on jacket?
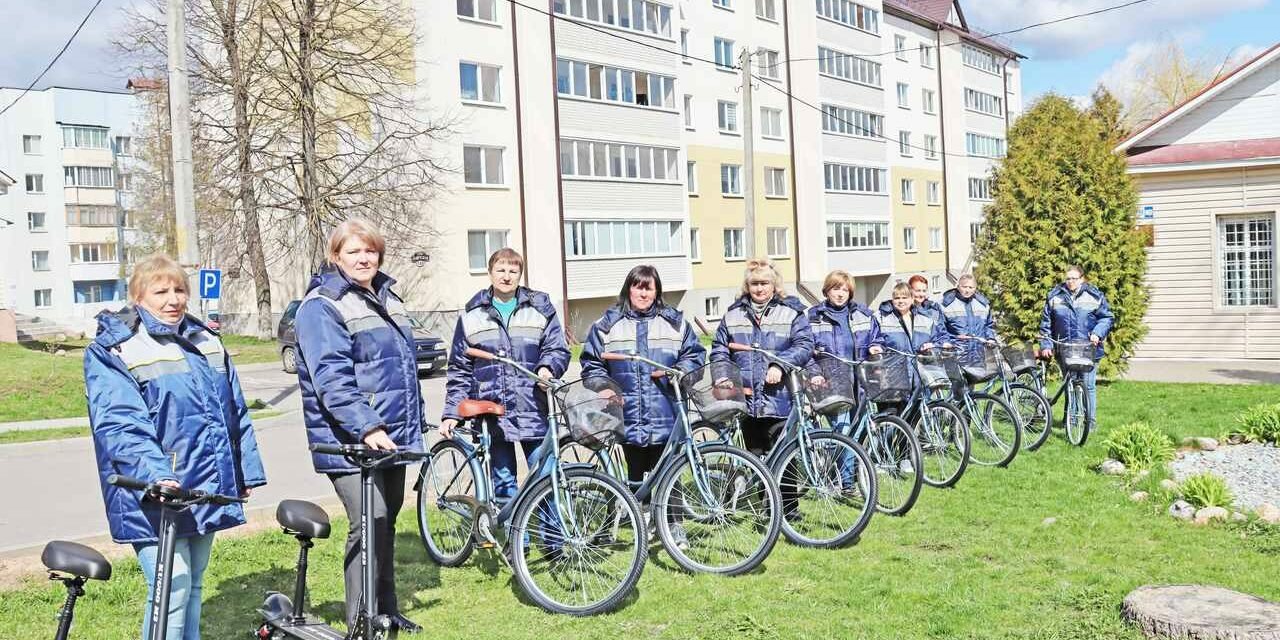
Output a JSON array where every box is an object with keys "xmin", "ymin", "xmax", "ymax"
[
  {"xmin": 807, "ymin": 300, "xmax": 882, "ymax": 362},
  {"xmin": 1039, "ymin": 283, "xmax": 1114, "ymax": 358},
  {"xmin": 710, "ymin": 295, "xmax": 814, "ymax": 419}
]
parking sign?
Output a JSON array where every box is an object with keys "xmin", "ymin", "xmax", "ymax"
[{"xmin": 199, "ymin": 269, "xmax": 222, "ymax": 300}]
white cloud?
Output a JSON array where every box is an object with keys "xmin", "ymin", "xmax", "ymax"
[{"xmin": 962, "ymin": 0, "xmax": 1269, "ymax": 59}]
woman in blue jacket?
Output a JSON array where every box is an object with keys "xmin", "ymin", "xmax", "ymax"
[
  {"xmin": 877, "ymin": 282, "xmax": 947, "ymax": 357},
  {"xmin": 441, "ymin": 248, "xmax": 570, "ymax": 501},
  {"xmin": 294, "ymin": 219, "xmax": 425, "ymax": 633},
  {"xmin": 940, "ymin": 274, "xmax": 996, "ymax": 365},
  {"xmin": 580, "ymin": 265, "xmax": 707, "ymax": 482},
  {"xmin": 808, "ymin": 270, "xmax": 883, "ymax": 430},
  {"xmin": 85, "ymin": 254, "xmax": 266, "ymax": 640},
  {"xmin": 1038, "ymin": 264, "xmax": 1114, "ymax": 416}
]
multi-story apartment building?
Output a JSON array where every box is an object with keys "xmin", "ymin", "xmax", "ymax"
[{"xmin": 0, "ymin": 86, "xmax": 142, "ymax": 329}]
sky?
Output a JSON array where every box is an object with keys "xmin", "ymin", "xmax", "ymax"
[{"xmin": 1, "ymin": 0, "xmax": 1278, "ymax": 102}]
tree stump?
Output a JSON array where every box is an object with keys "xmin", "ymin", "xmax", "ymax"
[{"xmin": 1122, "ymin": 585, "xmax": 1280, "ymax": 639}]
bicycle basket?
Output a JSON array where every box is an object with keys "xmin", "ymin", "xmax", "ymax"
[
  {"xmin": 917, "ymin": 353, "xmax": 954, "ymax": 389},
  {"xmin": 957, "ymin": 342, "xmax": 999, "ymax": 383},
  {"xmin": 1057, "ymin": 341, "xmax": 1095, "ymax": 372},
  {"xmin": 679, "ymin": 361, "xmax": 747, "ymax": 426},
  {"xmin": 858, "ymin": 353, "xmax": 912, "ymax": 403},
  {"xmin": 803, "ymin": 354, "xmax": 856, "ymax": 416},
  {"xmin": 553, "ymin": 377, "xmax": 626, "ymax": 450},
  {"xmin": 1001, "ymin": 343, "xmax": 1037, "ymax": 374}
]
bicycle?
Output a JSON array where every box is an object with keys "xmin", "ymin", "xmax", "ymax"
[
  {"xmin": 566, "ymin": 354, "xmax": 783, "ymax": 576},
  {"xmin": 414, "ymin": 346, "xmax": 647, "ymax": 616},
  {"xmin": 881, "ymin": 346, "xmax": 971, "ymax": 488},
  {"xmin": 720, "ymin": 343, "xmax": 877, "ymax": 549},
  {"xmin": 945, "ymin": 338, "xmax": 1022, "ymax": 467},
  {"xmin": 1037, "ymin": 336, "xmax": 1098, "ymax": 446},
  {"xmin": 984, "ymin": 339, "xmax": 1054, "ymax": 451},
  {"xmin": 809, "ymin": 350, "xmax": 924, "ymax": 517}
]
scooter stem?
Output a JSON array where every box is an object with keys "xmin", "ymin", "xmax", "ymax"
[{"xmin": 149, "ymin": 503, "xmax": 179, "ymax": 640}]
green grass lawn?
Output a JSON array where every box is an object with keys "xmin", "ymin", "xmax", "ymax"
[{"xmin": 1, "ymin": 380, "xmax": 1277, "ymax": 638}]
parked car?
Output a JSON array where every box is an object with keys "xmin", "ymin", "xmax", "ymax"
[
  {"xmin": 277, "ymin": 300, "xmax": 448, "ymax": 376},
  {"xmin": 206, "ymin": 312, "xmax": 222, "ymax": 331}
]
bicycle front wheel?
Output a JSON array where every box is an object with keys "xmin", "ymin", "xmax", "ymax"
[
  {"xmin": 771, "ymin": 432, "xmax": 876, "ymax": 548},
  {"xmin": 966, "ymin": 393, "xmax": 1022, "ymax": 467},
  {"xmin": 1064, "ymin": 377, "xmax": 1092, "ymax": 446},
  {"xmin": 652, "ymin": 443, "xmax": 782, "ymax": 576},
  {"xmin": 416, "ymin": 439, "xmax": 478, "ymax": 567},
  {"xmin": 508, "ymin": 468, "xmax": 646, "ymax": 616},
  {"xmin": 859, "ymin": 415, "xmax": 924, "ymax": 517},
  {"xmin": 916, "ymin": 401, "xmax": 970, "ymax": 488},
  {"xmin": 1010, "ymin": 384, "xmax": 1053, "ymax": 451}
]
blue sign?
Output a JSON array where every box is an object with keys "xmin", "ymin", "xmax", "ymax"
[
  {"xmin": 199, "ymin": 269, "xmax": 222, "ymax": 300},
  {"xmin": 1139, "ymin": 205, "xmax": 1155, "ymax": 221}
]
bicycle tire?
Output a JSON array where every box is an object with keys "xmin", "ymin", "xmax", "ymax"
[
  {"xmin": 415, "ymin": 439, "xmax": 478, "ymax": 567},
  {"xmin": 1009, "ymin": 384, "xmax": 1053, "ymax": 451},
  {"xmin": 967, "ymin": 393, "xmax": 1022, "ymax": 467},
  {"xmin": 858, "ymin": 415, "xmax": 924, "ymax": 517},
  {"xmin": 916, "ymin": 401, "xmax": 970, "ymax": 488},
  {"xmin": 652, "ymin": 443, "xmax": 782, "ymax": 576},
  {"xmin": 507, "ymin": 468, "xmax": 647, "ymax": 616},
  {"xmin": 1065, "ymin": 377, "xmax": 1091, "ymax": 446},
  {"xmin": 769, "ymin": 431, "xmax": 877, "ymax": 548}
]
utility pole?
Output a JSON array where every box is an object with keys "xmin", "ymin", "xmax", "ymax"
[
  {"xmin": 739, "ymin": 47, "xmax": 758, "ymax": 259},
  {"xmin": 167, "ymin": 0, "xmax": 198, "ymax": 269}
]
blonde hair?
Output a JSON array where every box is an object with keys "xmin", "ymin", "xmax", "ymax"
[
  {"xmin": 326, "ymin": 218, "xmax": 386, "ymax": 267},
  {"xmin": 741, "ymin": 258, "xmax": 786, "ymax": 297},
  {"xmin": 891, "ymin": 282, "xmax": 912, "ymax": 299},
  {"xmin": 129, "ymin": 254, "xmax": 188, "ymax": 302},
  {"xmin": 822, "ymin": 270, "xmax": 856, "ymax": 296}
]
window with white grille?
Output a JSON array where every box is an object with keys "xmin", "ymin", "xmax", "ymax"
[
  {"xmin": 817, "ymin": 46, "xmax": 881, "ymax": 87},
  {"xmin": 764, "ymin": 167, "xmax": 787, "ymax": 197},
  {"xmin": 767, "ymin": 227, "xmax": 789, "ymax": 257},
  {"xmin": 723, "ymin": 228, "xmax": 744, "ymax": 258},
  {"xmin": 559, "ymin": 139, "xmax": 679, "ymax": 181},
  {"xmin": 827, "ymin": 221, "xmax": 889, "ymax": 249},
  {"xmin": 757, "ymin": 49, "xmax": 781, "ymax": 80},
  {"xmin": 903, "ymin": 226, "xmax": 917, "ymax": 252},
  {"xmin": 817, "ymin": 0, "xmax": 879, "ymax": 33},
  {"xmin": 552, "ymin": 0, "xmax": 672, "ymax": 37},
  {"xmin": 969, "ymin": 177, "xmax": 993, "ymax": 200},
  {"xmin": 760, "ymin": 107, "xmax": 784, "ymax": 138},
  {"xmin": 564, "ymin": 220, "xmax": 683, "ymax": 258},
  {"xmin": 824, "ymin": 163, "xmax": 886, "ymax": 194},
  {"xmin": 966, "ymin": 132, "xmax": 1006, "ymax": 158},
  {"xmin": 1219, "ymin": 215, "xmax": 1275, "ymax": 307},
  {"xmin": 467, "ymin": 230, "xmax": 508, "ymax": 272},
  {"xmin": 962, "ymin": 44, "xmax": 1001, "ymax": 74},
  {"xmin": 964, "ymin": 88, "xmax": 1004, "ymax": 116},
  {"xmin": 718, "ymin": 100, "xmax": 739, "ymax": 133},
  {"xmin": 821, "ymin": 104, "xmax": 882, "ymax": 139}
]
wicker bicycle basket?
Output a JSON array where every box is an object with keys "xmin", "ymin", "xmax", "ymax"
[
  {"xmin": 679, "ymin": 361, "xmax": 748, "ymax": 426},
  {"xmin": 803, "ymin": 354, "xmax": 857, "ymax": 416},
  {"xmin": 858, "ymin": 352, "xmax": 912, "ymax": 403},
  {"xmin": 553, "ymin": 377, "xmax": 626, "ymax": 450},
  {"xmin": 1057, "ymin": 341, "xmax": 1096, "ymax": 372}
]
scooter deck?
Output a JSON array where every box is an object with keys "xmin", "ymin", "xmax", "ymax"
[{"xmin": 261, "ymin": 612, "xmax": 347, "ymax": 640}]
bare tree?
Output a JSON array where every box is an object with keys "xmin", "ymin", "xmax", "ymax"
[{"xmin": 1109, "ymin": 38, "xmax": 1217, "ymax": 131}]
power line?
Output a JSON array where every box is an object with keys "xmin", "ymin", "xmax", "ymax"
[{"xmin": 0, "ymin": 0, "xmax": 105, "ymax": 117}]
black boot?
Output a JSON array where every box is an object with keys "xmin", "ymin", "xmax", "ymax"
[{"xmin": 388, "ymin": 613, "xmax": 421, "ymax": 634}]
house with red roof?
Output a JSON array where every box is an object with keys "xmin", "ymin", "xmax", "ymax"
[{"xmin": 1117, "ymin": 42, "xmax": 1280, "ymax": 359}]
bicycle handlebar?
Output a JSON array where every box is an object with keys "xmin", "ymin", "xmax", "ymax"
[
  {"xmin": 601, "ymin": 351, "xmax": 681, "ymax": 378},
  {"xmin": 726, "ymin": 342, "xmax": 804, "ymax": 372},
  {"xmin": 466, "ymin": 346, "xmax": 564, "ymax": 391},
  {"xmin": 106, "ymin": 474, "xmax": 246, "ymax": 505},
  {"xmin": 309, "ymin": 443, "xmax": 429, "ymax": 462}
]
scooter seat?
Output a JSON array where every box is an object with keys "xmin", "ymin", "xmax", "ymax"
[
  {"xmin": 41, "ymin": 541, "xmax": 112, "ymax": 581},
  {"xmin": 276, "ymin": 500, "xmax": 331, "ymax": 539}
]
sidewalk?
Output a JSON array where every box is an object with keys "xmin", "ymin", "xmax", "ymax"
[{"xmin": 1121, "ymin": 358, "xmax": 1280, "ymax": 385}]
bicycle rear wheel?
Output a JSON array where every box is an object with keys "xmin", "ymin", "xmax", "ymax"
[
  {"xmin": 1064, "ymin": 377, "xmax": 1092, "ymax": 446},
  {"xmin": 770, "ymin": 432, "xmax": 876, "ymax": 548},
  {"xmin": 1010, "ymin": 384, "xmax": 1052, "ymax": 451},
  {"xmin": 415, "ymin": 439, "xmax": 478, "ymax": 567},
  {"xmin": 508, "ymin": 468, "xmax": 646, "ymax": 616},
  {"xmin": 858, "ymin": 415, "xmax": 923, "ymax": 517},
  {"xmin": 652, "ymin": 443, "xmax": 781, "ymax": 575},
  {"xmin": 967, "ymin": 393, "xmax": 1022, "ymax": 467},
  {"xmin": 915, "ymin": 401, "xmax": 970, "ymax": 488}
]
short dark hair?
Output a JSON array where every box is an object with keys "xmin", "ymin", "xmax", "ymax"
[{"xmin": 618, "ymin": 265, "xmax": 663, "ymax": 312}]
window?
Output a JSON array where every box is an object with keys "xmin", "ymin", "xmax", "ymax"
[
  {"xmin": 31, "ymin": 250, "xmax": 50, "ymax": 271},
  {"xmin": 121, "ymin": 210, "xmax": 136, "ymax": 229},
  {"xmin": 756, "ymin": 0, "xmax": 777, "ymax": 20},
  {"xmin": 680, "ymin": 29, "xmax": 690, "ymax": 63},
  {"xmin": 714, "ymin": 37, "xmax": 735, "ymax": 69},
  {"xmin": 717, "ymin": 100, "xmax": 739, "ymax": 133},
  {"xmin": 827, "ymin": 221, "xmax": 889, "ymax": 249},
  {"xmin": 61, "ymin": 126, "xmax": 108, "ymax": 149},
  {"xmin": 969, "ymin": 222, "xmax": 983, "ymax": 243},
  {"xmin": 458, "ymin": 0, "xmax": 498, "ymax": 21},
  {"xmin": 463, "ymin": 145, "xmax": 504, "ymax": 185},
  {"xmin": 824, "ymin": 163, "xmax": 887, "ymax": 194},
  {"xmin": 704, "ymin": 296, "xmax": 721, "ymax": 318},
  {"xmin": 66, "ymin": 205, "xmax": 117, "ymax": 226},
  {"xmin": 931, "ymin": 275, "xmax": 942, "ymax": 293},
  {"xmin": 721, "ymin": 164, "xmax": 742, "ymax": 195},
  {"xmin": 896, "ymin": 82, "xmax": 909, "ymax": 108},
  {"xmin": 690, "ymin": 227, "xmax": 701, "ymax": 261},
  {"xmin": 963, "ymin": 44, "xmax": 1001, "ymax": 74},
  {"xmin": 760, "ymin": 107, "xmax": 784, "ymax": 138},
  {"xmin": 559, "ymin": 139, "xmax": 679, "ymax": 181},
  {"xmin": 894, "ymin": 35, "xmax": 908, "ymax": 61},
  {"xmin": 467, "ymin": 230, "xmax": 508, "ymax": 272},
  {"xmin": 898, "ymin": 131, "xmax": 912, "ymax": 156},
  {"xmin": 33, "ymin": 289, "xmax": 52, "ymax": 308},
  {"xmin": 764, "ymin": 167, "xmax": 787, "ymax": 197},
  {"xmin": 63, "ymin": 166, "xmax": 114, "ymax": 188},
  {"xmin": 1220, "ymin": 216, "xmax": 1275, "ymax": 307},
  {"xmin": 552, "ymin": 0, "xmax": 672, "ymax": 37},
  {"xmin": 563, "ymin": 220, "xmax": 683, "ymax": 258},
  {"xmin": 22, "ymin": 135, "xmax": 41, "ymax": 154},
  {"xmin": 713, "ymin": 0, "xmax": 731, "ymax": 8},
  {"xmin": 919, "ymin": 43, "xmax": 935, "ymax": 68},
  {"xmin": 460, "ymin": 62, "xmax": 501, "ymax": 103},
  {"xmin": 757, "ymin": 49, "xmax": 781, "ymax": 80},
  {"xmin": 687, "ymin": 160, "xmax": 698, "ymax": 194},
  {"xmin": 969, "ymin": 177, "xmax": 993, "ymax": 200},
  {"xmin": 555, "ymin": 58, "xmax": 675, "ymax": 109},
  {"xmin": 817, "ymin": 46, "xmax": 881, "ymax": 87},
  {"xmin": 683, "ymin": 95, "xmax": 694, "ymax": 129},
  {"xmin": 25, "ymin": 174, "xmax": 43, "ymax": 193},
  {"xmin": 903, "ymin": 227, "xmax": 917, "ymax": 252},
  {"xmin": 113, "ymin": 136, "xmax": 132, "ymax": 155},
  {"xmin": 821, "ymin": 104, "xmax": 882, "ymax": 139},
  {"xmin": 900, "ymin": 178, "xmax": 914, "ymax": 204},
  {"xmin": 964, "ymin": 88, "xmax": 1004, "ymax": 116},
  {"xmin": 929, "ymin": 226, "xmax": 943, "ymax": 251},
  {"xmin": 817, "ymin": 0, "xmax": 880, "ymax": 34},
  {"xmin": 921, "ymin": 89, "xmax": 936, "ymax": 114},
  {"xmin": 74, "ymin": 280, "xmax": 120, "ymax": 304},
  {"xmin": 117, "ymin": 173, "xmax": 133, "ymax": 191},
  {"xmin": 927, "ymin": 181, "xmax": 940, "ymax": 205},
  {"xmin": 767, "ymin": 227, "xmax": 789, "ymax": 257},
  {"xmin": 70, "ymin": 243, "xmax": 117, "ymax": 263},
  {"xmin": 27, "ymin": 211, "xmax": 46, "ymax": 231},
  {"xmin": 924, "ymin": 135, "xmax": 938, "ymax": 160},
  {"xmin": 966, "ymin": 132, "xmax": 1006, "ymax": 158},
  {"xmin": 723, "ymin": 228, "xmax": 744, "ymax": 259}
]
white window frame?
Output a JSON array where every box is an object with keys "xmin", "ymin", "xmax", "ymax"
[
  {"xmin": 965, "ymin": 87, "xmax": 1004, "ymax": 117},
  {"xmin": 22, "ymin": 135, "xmax": 41, "ymax": 155},
  {"xmin": 714, "ymin": 37, "xmax": 735, "ymax": 70},
  {"xmin": 900, "ymin": 178, "xmax": 915, "ymax": 204},
  {"xmin": 824, "ymin": 163, "xmax": 887, "ymax": 194},
  {"xmin": 457, "ymin": 0, "xmax": 499, "ymax": 23},
  {"xmin": 926, "ymin": 181, "xmax": 940, "ymax": 205},
  {"xmin": 1216, "ymin": 212, "xmax": 1277, "ymax": 309},
  {"xmin": 69, "ymin": 242, "xmax": 117, "ymax": 264},
  {"xmin": 563, "ymin": 220, "xmax": 684, "ymax": 259},
  {"xmin": 717, "ymin": 100, "xmax": 739, "ymax": 134},
  {"xmin": 760, "ymin": 106, "xmax": 784, "ymax": 139},
  {"xmin": 903, "ymin": 226, "xmax": 917, "ymax": 252},
  {"xmin": 894, "ymin": 35, "xmax": 908, "ymax": 61},
  {"xmin": 963, "ymin": 43, "xmax": 1002, "ymax": 75},
  {"xmin": 898, "ymin": 130, "xmax": 912, "ymax": 157},
  {"xmin": 113, "ymin": 136, "xmax": 132, "ymax": 156},
  {"xmin": 690, "ymin": 227, "xmax": 702, "ymax": 262},
  {"xmin": 756, "ymin": 0, "xmax": 777, "ymax": 21},
  {"xmin": 817, "ymin": 46, "xmax": 882, "ymax": 88},
  {"xmin": 721, "ymin": 163, "xmax": 742, "ymax": 196},
  {"xmin": 896, "ymin": 82, "xmax": 909, "ymax": 109},
  {"xmin": 63, "ymin": 166, "xmax": 114, "ymax": 188},
  {"xmin": 33, "ymin": 289, "xmax": 53, "ymax": 308},
  {"xmin": 767, "ymin": 226, "xmax": 790, "ymax": 258},
  {"xmin": 31, "ymin": 250, "xmax": 50, "ymax": 272},
  {"xmin": 922, "ymin": 89, "xmax": 936, "ymax": 114},
  {"xmin": 919, "ymin": 43, "xmax": 935, "ymax": 68},
  {"xmin": 969, "ymin": 222, "xmax": 983, "ymax": 244},
  {"xmin": 560, "ymin": 138, "xmax": 679, "ymax": 183},
  {"xmin": 929, "ymin": 226, "xmax": 943, "ymax": 252},
  {"xmin": 923, "ymin": 135, "xmax": 938, "ymax": 160},
  {"xmin": 712, "ymin": 0, "xmax": 733, "ymax": 10},
  {"xmin": 683, "ymin": 94, "xmax": 694, "ymax": 129},
  {"xmin": 821, "ymin": 103, "xmax": 883, "ymax": 140},
  {"xmin": 27, "ymin": 211, "xmax": 47, "ymax": 232},
  {"xmin": 66, "ymin": 205, "xmax": 117, "ymax": 227},
  {"xmin": 552, "ymin": 0, "xmax": 673, "ymax": 38},
  {"xmin": 680, "ymin": 29, "xmax": 691, "ymax": 64},
  {"xmin": 966, "ymin": 132, "xmax": 1006, "ymax": 159},
  {"xmin": 460, "ymin": 61, "xmax": 502, "ymax": 105},
  {"xmin": 61, "ymin": 126, "xmax": 108, "ymax": 149},
  {"xmin": 764, "ymin": 167, "xmax": 787, "ymax": 198},
  {"xmin": 555, "ymin": 58, "xmax": 676, "ymax": 110},
  {"xmin": 757, "ymin": 48, "xmax": 781, "ymax": 80},
  {"xmin": 816, "ymin": 0, "xmax": 880, "ymax": 34},
  {"xmin": 25, "ymin": 174, "xmax": 44, "ymax": 194},
  {"xmin": 704, "ymin": 296, "xmax": 722, "ymax": 319},
  {"xmin": 687, "ymin": 160, "xmax": 698, "ymax": 195},
  {"xmin": 467, "ymin": 229, "xmax": 509, "ymax": 273},
  {"xmin": 723, "ymin": 227, "xmax": 745, "ymax": 260},
  {"xmin": 969, "ymin": 177, "xmax": 993, "ymax": 200},
  {"xmin": 463, "ymin": 144, "xmax": 506, "ymax": 187},
  {"xmin": 827, "ymin": 221, "xmax": 890, "ymax": 250}
]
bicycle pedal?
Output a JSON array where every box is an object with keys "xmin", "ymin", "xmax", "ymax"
[{"xmin": 477, "ymin": 541, "xmax": 497, "ymax": 549}]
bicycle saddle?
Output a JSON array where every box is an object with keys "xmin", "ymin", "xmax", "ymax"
[
  {"xmin": 276, "ymin": 500, "xmax": 331, "ymax": 539},
  {"xmin": 41, "ymin": 541, "xmax": 112, "ymax": 581},
  {"xmin": 458, "ymin": 399, "xmax": 505, "ymax": 418}
]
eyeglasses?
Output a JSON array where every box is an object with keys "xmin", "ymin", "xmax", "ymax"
[
  {"xmin": 748, "ymin": 280, "xmax": 773, "ymax": 287},
  {"xmin": 1066, "ymin": 276, "xmax": 1083, "ymax": 281}
]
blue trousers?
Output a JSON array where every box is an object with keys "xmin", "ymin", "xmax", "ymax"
[
  {"xmin": 491, "ymin": 428, "xmax": 539, "ymax": 501},
  {"xmin": 134, "ymin": 532, "xmax": 216, "ymax": 640}
]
